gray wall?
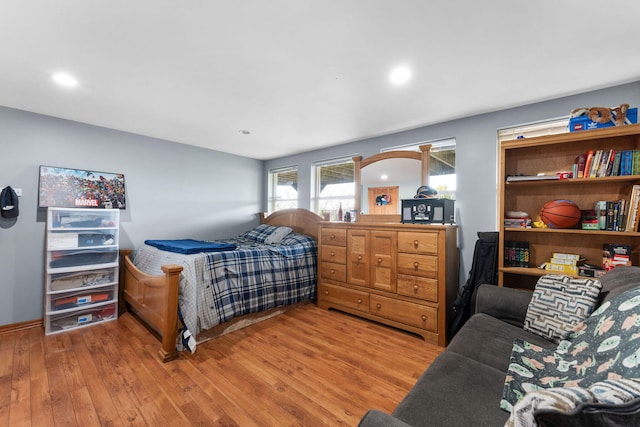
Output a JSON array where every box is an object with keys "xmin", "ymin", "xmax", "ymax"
[
  {"xmin": 0, "ymin": 107, "xmax": 263, "ymax": 326},
  {"xmin": 2, "ymin": 81, "xmax": 638, "ymax": 327},
  {"xmin": 264, "ymin": 81, "xmax": 640, "ymax": 287}
]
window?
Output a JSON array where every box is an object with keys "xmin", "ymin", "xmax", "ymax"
[
  {"xmin": 313, "ymin": 158, "xmax": 354, "ymax": 221},
  {"xmin": 268, "ymin": 166, "xmax": 298, "ymax": 213},
  {"xmin": 383, "ymin": 138, "xmax": 456, "ymax": 199},
  {"xmin": 498, "ymin": 117, "xmax": 569, "ymax": 142}
]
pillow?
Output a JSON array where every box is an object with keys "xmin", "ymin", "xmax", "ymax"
[
  {"xmin": 241, "ymin": 224, "xmax": 293, "ymax": 244},
  {"xmin": 524, "ymin": 274, "xmax": 602, "ymax": 343},
  {"xmin": 264, "ymin": 226, "xmax": 293, "ymax": 244}
]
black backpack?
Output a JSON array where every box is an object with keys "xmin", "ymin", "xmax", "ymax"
[{"xmin": 450, "ymin": 231, "xmax": 498, "ymax": 338}]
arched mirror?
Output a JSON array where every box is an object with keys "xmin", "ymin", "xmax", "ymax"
[{"xmin": 353, "ymin": 144, "xmax": 431, "ymax": 217}]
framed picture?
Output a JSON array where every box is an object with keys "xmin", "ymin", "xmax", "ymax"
[{"xmin": 38, "ymin": 166, "xmax": 126, "ymax": 209}]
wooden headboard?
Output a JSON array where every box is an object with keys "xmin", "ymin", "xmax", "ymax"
[{"xmin": 258, "ymin": 208, "xmax": 322, "ymax": 241}]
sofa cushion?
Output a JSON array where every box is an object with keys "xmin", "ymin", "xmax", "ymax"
[
  {"xmin": 447, "ymin": 313, "xmax": 555, "ymax": 372},
  {"xmin": 524, "ymin": 274, "xmax": 602, "ymax": 343},
  {"xmin": 599, "ymin": 266, "xmax": 640, "ymax": 304},
  {"xmin": 391, "ymin": 351, "xmax": 510, "ymax": 427},
  {"xmin": 501, "ymin": 286, "xmax": 640, "ymax": 412}
]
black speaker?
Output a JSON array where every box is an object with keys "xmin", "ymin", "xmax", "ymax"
[{"xmin": 401, "ymin": 199, "xmax": 455, "ymax": 224}]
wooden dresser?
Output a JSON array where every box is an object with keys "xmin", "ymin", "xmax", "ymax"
[{"xmin": 317, "ymin": 222, "xmax": 458, "ymax": 346}]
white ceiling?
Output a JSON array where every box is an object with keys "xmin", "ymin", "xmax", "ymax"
[{"xmin": 2, "ymin": 1, "xmax": 640, "ymax": 160}]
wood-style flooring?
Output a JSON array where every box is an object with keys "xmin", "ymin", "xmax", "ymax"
[{"xmin": 0, "ymin": 304, "xmax": 444, "ymax": 426}]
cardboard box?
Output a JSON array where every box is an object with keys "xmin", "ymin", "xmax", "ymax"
[{"xmin": 569, "ymin": 108, "xmax": 638, "ymax": 132}]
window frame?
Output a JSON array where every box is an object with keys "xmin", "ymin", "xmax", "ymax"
[
  {"xmin": 267, "ymin": 165, "xmax": 298, "ymax": 213},
  {"xmin": 312, "ymin": 157, "xmax": 355, "ymax": 220}
]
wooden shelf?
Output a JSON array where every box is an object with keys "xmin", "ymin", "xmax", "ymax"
[
  {"xmin": 504, "ymin": 227, "xmax": 640, "ymax": 237},
  {"xmin": 499, "ymin": 125, "xmax": 640, "ymax": 287}
]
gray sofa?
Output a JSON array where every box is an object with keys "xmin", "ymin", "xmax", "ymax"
[{"xmin": 359, "ymin": 266, "xmax": 640, "ymax": 427}]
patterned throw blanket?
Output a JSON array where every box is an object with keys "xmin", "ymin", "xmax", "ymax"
[{"xmin": 502, "ymin": 287, "xmax": 640, "ymax": 426}]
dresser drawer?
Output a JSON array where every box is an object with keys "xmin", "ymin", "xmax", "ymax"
[
  {"xmin": 320, "ymin": 262, "xmax": 347, "ymax": 282},
  {"xmin": 397, "ymin": 253, "xmax": 437, "ymax": 277},
  {"xmin": 320, "ymin": 245, "xmax": 346, "ymax": 264},
  {"xmin": 370, "ymin": 294, "xmax": 437, "ymax": 333},
  {"xmin": 397, "ymin": 232, "xmax": 438, "ymax": 254},
  {"xmin": 397, "ymin": 274, "xmax": 438, "ymax": 302},
  {"xmin": 320, "ymin": 228, "xmax": 347, "ymax": 247},
  {"xmin": 319, "ymin": 283, "xmax": 369, "ymax": 313}
]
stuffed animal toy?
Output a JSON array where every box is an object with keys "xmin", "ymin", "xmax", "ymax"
[{"xmin": 570, "ymin": 103, "xmax": 630, "ymax": 126}]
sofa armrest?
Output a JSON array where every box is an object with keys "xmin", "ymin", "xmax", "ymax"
[
  {"xmin": 358, "ymin": 410, "xmax": 413, "ymax": 427},
  {"xmin": 474, "ymin": 284, "xmax": 533, "ymax": 327}
]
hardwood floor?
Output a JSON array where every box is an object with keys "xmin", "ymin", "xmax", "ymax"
[{"xmin": 0, "ymin": 304, "xmax": 444, "ymax": 426}]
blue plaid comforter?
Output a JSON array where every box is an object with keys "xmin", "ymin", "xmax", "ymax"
[
  {"xmin": 198, "ymin": 233, "xmax": 317, "ymax": 328},
  {"xmin": 133, "ymin": 233, "xmax": 317, "ymax": 341}
]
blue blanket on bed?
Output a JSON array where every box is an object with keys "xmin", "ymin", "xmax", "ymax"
[{"xmin": 144, "ymin": 239, "xmax": 237, "ymax": 254}]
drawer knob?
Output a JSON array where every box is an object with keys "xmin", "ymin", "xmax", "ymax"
[
  {"xmin": 413, "ymin": 261, "xmax": 419, "ymax": 269},
  {"xmin": 376, "ymin": 303, "xmax": 381, "ymax": 309},
  {"xmin": 331, "ymin": 251, "xmax": 335, "ymax": 257},
  {"xmin": 421, "ymin": 315, "xmax": 427, "ymax": 322},
  {"xmin": 413, "ymin": 239, "xmax": 419, "ymax": 247},
  {"xmin": 330, "ymin": 269, "xmax": 335, "ymax": 274},
  {"xmin": 324, "ymin": 290, "xmax": 329, "ymax": 295},
  {"xmin": 413, "ymin": 285, "xmax": 419, "ymax": 292},
  {"xmin": 358, "ymin": 254, "xmax": 363, "ymax": 260},
  {"xmin": 357, "ymin": 298, "xmax": 362, "ymax": 304},
  {"xmin": 330, "ymin": 234, "xmax": 336, "ymax": 240},
  {"xmin": 377, "ymin": 257, "xmax": 382, "ymax": 263}
]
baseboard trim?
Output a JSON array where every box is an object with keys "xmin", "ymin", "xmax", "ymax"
[{"xmin": 0, "ymin": 319, "xmax": 43, "ymax": 335}]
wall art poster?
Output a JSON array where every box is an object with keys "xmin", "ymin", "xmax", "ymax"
[{"xmin": 38, "ymin": 166, "xmax": 126, "ymax": 209}]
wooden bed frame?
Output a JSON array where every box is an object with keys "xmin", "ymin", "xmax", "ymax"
[{"xmin": 118, "ymin": 208, "xmax": 322, "ymax": 362}]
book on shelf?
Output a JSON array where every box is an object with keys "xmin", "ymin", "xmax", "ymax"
[
  {"xmin": 544, "ymin": 252, "xmax": 584, "ymax": 275},
  {"xmin": 583, "ymin": 150, "xmax": 595, "ymax": 178},
  {"xmin": 625, "ymin": 185, "xmax": 640, "ymax": 232},
  {"xmin": 504, "ymin": 241, "xmax": 530, "ymax": 268},
  {"xmin": 595, "ymin": 201, "xmax": 608, "ymax": 230},
  {"xmin": 611, "ymin": 151, "xmax": 622, "ymax": 176},
  {"xmin": 571, "ymin": 148, "xmax": 640, "ymax": 178},
  {"xmin": 504, "ymin": 217, "xmax": 532, "ymax": 228},
  {"xmin": 631, "ymin": 186, "xmax": 640, "ymax": 232},
  {"xmin": 595, "ymin": 198, "xmax": 633, "ymax": 232},
  {"xmin": 575, "ymin": 153, "xmax": 587, "ymax": 178},
  {"xmin": 634, "ymin": 150, "xmax": 640, "ymax": 176},
  {"xmin": 604, "ymin": 149, "xmax": 616, "ymax": 176},
  {"xmin": 552, "ymin": 252, "xmax": 582, "ymax": 261},
  {"xmin": 588, "ymin": 150, "xmax": 602, "ymax": 178},
  {"xmin": 620, "ymin": 150, "xmax": 633, "ymax": 176},
  {"xmin": 545, "ymin": 263, "xmax": 578, "ymax": 274}
]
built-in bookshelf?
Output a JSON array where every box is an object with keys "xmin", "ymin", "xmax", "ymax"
[{"xmin": 499, "ymin": 124, "xmax": 640, "ymax": 288}]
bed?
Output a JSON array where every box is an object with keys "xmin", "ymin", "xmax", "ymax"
[{"xmin": 118, "ymin": 208, "xmax": 322, "ymax": 362}]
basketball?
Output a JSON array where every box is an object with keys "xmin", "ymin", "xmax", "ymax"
[{"xmin": 540, "ymin": 199, "xmax": 581, "ymax": 228}]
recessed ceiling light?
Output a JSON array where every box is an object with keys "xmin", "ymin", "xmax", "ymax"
[
  {"xmin": 52, "ymin": 73, "xmax": 78, "ymax": 87},
  {"xmin": 380, "ymin": 174, "xmax": 388, "ymax": 180},
  {"xmin": 389, "ymin": 66, "xmax": 412, "ymax": 85},
  {"xmin": 239, "ymin": 130, "xmax": 251, "ymax": 135}
]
